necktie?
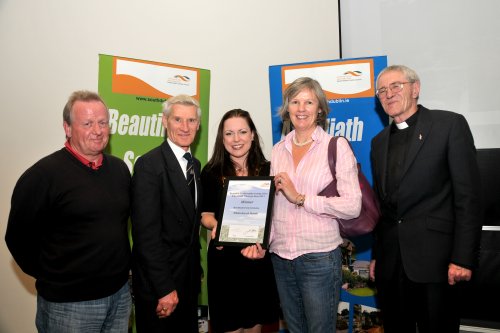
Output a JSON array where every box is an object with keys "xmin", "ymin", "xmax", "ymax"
[{"xmin": 183, "ymin": 152, "xmax": 195, "ymax": 203}]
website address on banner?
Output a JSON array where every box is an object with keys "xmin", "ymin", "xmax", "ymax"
[{"xmin": 136, "ymin": 96, "xmax": 167, "ymax": 103}]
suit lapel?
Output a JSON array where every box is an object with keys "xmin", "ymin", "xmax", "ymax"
[
  {"xmin": 194, "ymin": 159, "xmax": 201, "ymax": 208},
  {"xmin": 401, "ymin": 107, "xmax": 433, "ymax": 179},
  {"xmin": 160, "ymin": 142, "xmax": 196, "ymax": 219}
]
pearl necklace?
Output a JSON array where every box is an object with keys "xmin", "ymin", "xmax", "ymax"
[{"xmin": 293, "ymin": 136, "xmax": 313, "ymax": 147}]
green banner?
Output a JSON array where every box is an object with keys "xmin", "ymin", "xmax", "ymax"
[{"xmin": 98, "ymin": 54, "xmax": 211, "ymax": 311}]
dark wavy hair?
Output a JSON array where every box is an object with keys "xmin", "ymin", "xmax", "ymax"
[{"xmin": 205, "ymin": 109, "xmax": 268, "ymax": 179}]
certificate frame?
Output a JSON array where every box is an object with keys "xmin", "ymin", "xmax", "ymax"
[{"xmin": 214, "ymin": 176, "xmax": 275, "ymax": 248}]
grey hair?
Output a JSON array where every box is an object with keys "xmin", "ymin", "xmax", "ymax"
[
  {"xmin": 162, "ymin": 94, "xmax": 201, "ymax": 118},
  {"xmin": 376, "ymin": 65, "xmax": 421, "ymax": 89}
]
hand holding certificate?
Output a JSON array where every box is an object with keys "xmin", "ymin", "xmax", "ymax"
[{"xmin": 214, "ymin": 176, "xmax": 275, "ymax": 248}]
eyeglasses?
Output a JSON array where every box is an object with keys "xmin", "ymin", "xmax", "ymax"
[{"xmin": 376, "ymin": 81, "xmax": 414, "ymax": 98}]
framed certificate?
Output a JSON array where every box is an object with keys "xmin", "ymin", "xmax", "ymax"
[{"xmin": 214, "ymin": 176, "xmax": 275, "ymax": 248}]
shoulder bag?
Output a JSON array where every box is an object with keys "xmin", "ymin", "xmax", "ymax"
[{"xmin": 318, "ymin": 136, "xmax": 380, "ymax": 238}]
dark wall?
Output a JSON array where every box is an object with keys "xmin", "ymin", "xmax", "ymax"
[{"xmin": 460, "ymin": 149, "xmax": 500, "ymax": 328}]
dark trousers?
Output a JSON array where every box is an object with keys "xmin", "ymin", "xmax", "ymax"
[{"xmin": 376, "ymin": 260, "xmax": 460, "ymax": 333}]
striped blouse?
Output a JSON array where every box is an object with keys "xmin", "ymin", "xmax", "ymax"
[{"xmin": 269, "ymin": 126, "xmax": 362, "ymax": 260}]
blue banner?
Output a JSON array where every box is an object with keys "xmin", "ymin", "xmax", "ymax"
[{"xmin": 269, "ymin": 56, "xmax": 388, "ymax": 332}]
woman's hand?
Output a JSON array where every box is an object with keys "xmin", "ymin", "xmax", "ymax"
[
  {"xmin": 210, "ymin": 224, "xmax": 218, "ymax": 240},
  {"xmin": 369, "ymin": 259, "xmax": 376, "ymax": 281},
  {"xmin": 274, "ymin": 172, "xmax": 300, "ymax": 204},
  {"xmin": 241, "ymin": 243, "xmax": 266, "ymax": 259},
  {"xmin": 212, "ymin": 225, "xmax": 224, "ymax": 250},
  {"xmin": 201, "ymin": 212, "xmax": 217, "ymax": 239},
  {"xmin": 201, "ymin": 212, "xmax": 224, "ymax": 250}
]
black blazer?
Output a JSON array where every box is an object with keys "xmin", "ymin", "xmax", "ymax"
[
  {"xmin": 131, "ymin": 140, "xmax": 202, "ymax": 301},
  {"xmin": 370, "ymin": 106, "xmax": 482, "ymax": 283}
]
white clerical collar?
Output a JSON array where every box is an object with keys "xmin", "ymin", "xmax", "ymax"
[{"xmin": 395, "ymin": 121, "xmax": 409, "ymax": 130}]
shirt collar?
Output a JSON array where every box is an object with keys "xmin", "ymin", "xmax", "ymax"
[
  {"xmin": 64, "ymin": 141, "xmax": 103, "ymax": 170},
  {"xmin": 391, "ymin": 110, "xmax": 419, "ymax": 132},
  {"xmin": 167, "ymin": 138, "xmax": 192, "ymax": 163},
  {"xmin": 285, "ymin": 125, "xmax": 322, "ymax": 143},
  {"xmin": 395, "ymin": 121, "xmax": 409, "ymax": 130}
]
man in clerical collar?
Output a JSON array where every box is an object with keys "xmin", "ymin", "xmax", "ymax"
[{"xmin": 369, "ymin": 65, "xmax": 482, "ymax": 333}]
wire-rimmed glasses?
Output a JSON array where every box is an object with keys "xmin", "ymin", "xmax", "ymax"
[{"xmin": 376, "ymin": 81, "xmax": 414, "ymax": 98}]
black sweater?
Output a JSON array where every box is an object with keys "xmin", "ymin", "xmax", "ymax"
[{"xmin": 6, "ymin": 148, "xmax": 131, "ymax": 302}]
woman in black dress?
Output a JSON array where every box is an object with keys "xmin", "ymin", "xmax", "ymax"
[{"xmin": 201, "ymin": 109, "xmax": 280, "ymax": 333}]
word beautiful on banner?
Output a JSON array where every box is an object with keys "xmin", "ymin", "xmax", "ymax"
[
  {"xmin": 108, "ymin": 108, "xmax": 166, "ymax": 171},
  {"xmin": 281, "ymin": 59, "xmax": 377, "ymax": 143},
  {"xmin": 109, "ymin": 109, "xmax": 164, "ymax": 137}
]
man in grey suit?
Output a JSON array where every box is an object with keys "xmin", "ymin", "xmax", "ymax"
[
  {"xmin": 131, "ymin": 94, "xmax": 202, "ymax": 333},
  {"xmin": 369, "ymin": 65, "xmax": 482, "ymax": 333}
]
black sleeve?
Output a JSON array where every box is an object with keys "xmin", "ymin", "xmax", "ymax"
[
  {"xmin": 200, "ymin": 167, "xmax": 223, "ymax": 217},
  {"xmin": 5, "ymin": 166, "xmax": 47, "ymax": 277}
]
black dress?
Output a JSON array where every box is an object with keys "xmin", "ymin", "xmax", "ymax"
[{"xmin": 201, "ymin": 162, "xmax": 280, "ymax": 333}]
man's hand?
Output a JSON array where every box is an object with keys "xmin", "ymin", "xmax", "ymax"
[
  {"xmin": 448, "ymin": 263, "xmax": 472, "ymax": 285},
  {"xmin": 156, "ymin": 290, "xmax": 179, "ymax": 318}
]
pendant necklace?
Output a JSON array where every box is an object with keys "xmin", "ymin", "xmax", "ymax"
[{"xmin": 232, "ymin": 159, "xmax": 248, "ymax": 175}]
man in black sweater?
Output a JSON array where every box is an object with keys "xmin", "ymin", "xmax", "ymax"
[{"xmin": 6, "ymin": 90, "xmax": 131, "ymax": 333}]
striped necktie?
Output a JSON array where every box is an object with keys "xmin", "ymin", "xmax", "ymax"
[{"xmin": 183, "ymin": 152, "xmax": 195, "ymax": 203}]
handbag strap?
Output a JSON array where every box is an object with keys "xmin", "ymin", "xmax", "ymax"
[
  {"xmin": 327, "ymin": 136, "xmax": 340, "ymax": 179},
  {"xmin": 327, "ymin": 136, "xmax": 358, "ymax": 178}
]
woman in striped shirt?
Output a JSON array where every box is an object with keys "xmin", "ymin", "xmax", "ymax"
[{"xmin": 269, "ymin": 77, "xmax": 362, "ymax": 333}]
